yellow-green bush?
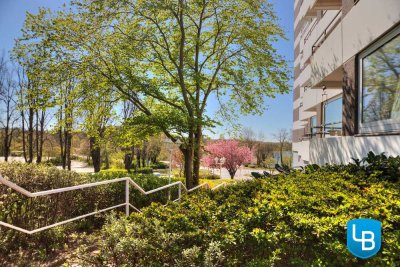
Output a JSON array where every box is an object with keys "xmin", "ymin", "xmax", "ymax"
[
  {"xmin": 0, "ymin": 163, "xmax": 180, "ymax": 261},
  {"xmin": 84, "ymin": 171, "xmax": 400, "ymax": 266}
]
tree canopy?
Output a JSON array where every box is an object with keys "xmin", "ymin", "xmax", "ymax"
[{"xmin": 12, "ymin": 0, "xmax": 289, "ymax": 187}]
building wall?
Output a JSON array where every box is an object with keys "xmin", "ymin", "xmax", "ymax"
[
  {"xmin": 292, "ymin": 0, "xmax": 400, "ymax": 166},
  {"xmin": 310, "ymin": 0, "xmax": 400, "ymax": 87},
  {"xmin": 310, "ymin": 135, "xmax": 400, "ymax": 165}
]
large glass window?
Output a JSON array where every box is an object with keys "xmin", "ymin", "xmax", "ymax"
[
  {"xmin": 323, "ymin": 96, "xmax": 342, "ymax": 137},
  {"xmin": 359, "ymin": 27, "xmax": 400, "ymax": 133}
]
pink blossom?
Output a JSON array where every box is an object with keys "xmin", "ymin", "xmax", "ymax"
[{"xmin": 203, "ymin": 140, "xmax": 252, "ymax": 179}]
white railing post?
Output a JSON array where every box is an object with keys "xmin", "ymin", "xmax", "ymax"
[
  {"xmin": 125, "ymin": 179, "xmax": 130, "ymax": 216},
  {"xmin": 178, "ymin": 183, "xmax": 181, "ymax": 203}
]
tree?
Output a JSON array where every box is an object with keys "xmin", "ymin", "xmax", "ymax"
[
  {"xmin": 240, "ymin": 127, "xmax": 257, "ymax": 151},
  {"xmin": 273, "ymin": 128, "xmax": 291, "ymax": 165},
  {"xmin": 79, "ymin": 73, "xmax": 116, "ymax": 172},
  {"xmin": 18, "ymin": 1, "xmax": 289, "ymax": 188},
  {"xmin": 0, "ymin": 55, "xmax": 19, "ymax": 161},
  {"xmin": 13, "ymin": 13, "xmax": 56, "ymax": 164},
  {"xmin": 172, "ymin": 148, "xmax": 184, "ymax": 177},
  {"xmin": 203, "ymin": 140, "xmax": 252, "ymax": 179},
  {"xmin": 147, "ymin": 135, "xmax": 163, "ymax": 164},
  {"xmin": 254, "ymin": 142, "xmax": 275, "ymax": 166}
]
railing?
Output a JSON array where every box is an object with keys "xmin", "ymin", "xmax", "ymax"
[
  {"xmin": 0, "ymin": 175, "xmax": 226, "ymax": 234},
  {"xmin": 302, "ymin": 123, "xmax": 342, "ymax": 139},
  {"xmin": 312, "ymin": 9, "xmax": 342, "ymax": 54},
  {"xmin": 304, "ymin": 11, "xmax": 328, "ymax": 44}
]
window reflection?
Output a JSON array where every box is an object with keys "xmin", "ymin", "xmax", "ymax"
[
  {"xmin": 362, "ymin": 34, "xmax": 400, "ymax": 123},
  {"xmin": 323, "ymin": 97, "xmax": 342, "ymax": 136}
]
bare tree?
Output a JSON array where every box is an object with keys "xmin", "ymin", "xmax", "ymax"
[
  {"xmin": 0, "ymin": 55, "xmax": 19, "ymax": 161},
  {"xmin": 258, "ymin": 131, "xmax": 265, "ymax": 142},
  {"xmin": 240, "ymin": 127, "xmax": 257, "ymax": 150},
  {"xmin": 273, "ymin": 128, "xmax": 291, "ymax": 165}
]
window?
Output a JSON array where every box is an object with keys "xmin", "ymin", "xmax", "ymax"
[
  {"xmin": 323, "ymin": 96, "xmax": 342, "ymax": 137},
  {"xmin": 359, "ymin": 26, "xmax": 400, "ymax": 133}
]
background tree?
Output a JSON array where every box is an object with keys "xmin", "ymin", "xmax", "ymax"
[
  {"xmin": 254, "ymin": 142, "xmax": 275, "ymax": 166},
  {"xmin": 0, "ymin": 55, "xmax": 19, "ymax": 161},
  {"xmin": 172, "ymin": 148, "xmax": 184, "ymax": 177},
  {"xmin": 203, "ymin": 140, "xmax": 252, "ymax": 179},
  {"xmin": 273, "ymin": 128, "xmax": 291, "ymax": 165},
  {"xmin": 80, "ymin": 73, "xmax": 116, "ymax": 172},
  {"xmin": 240, "ymin": 127, "xmax": 257, "ymax": 151},
  {"xmin": 13, "ymin": 13, "xmax": 55, "ymax": 164}
]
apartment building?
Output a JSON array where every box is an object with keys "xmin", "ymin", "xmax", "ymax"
[{"xmin": 292, "ymin": 0, "xmax": 400, "ymax": 166}]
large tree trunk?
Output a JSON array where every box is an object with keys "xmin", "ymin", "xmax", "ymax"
[
  {"xmin": 124, "ymin": 152, "xmax": 133, "ymax": 173},
  {"xmin": 181, "ymin": 130, "xmax": 195, "ymax": 189},
  {"xmin": 90, "ymin": 137, "xmax": 101, "ymax": 173},
  {"xmin": 192, "ymin": 125, "xmax": 202, "ymax": 187}
]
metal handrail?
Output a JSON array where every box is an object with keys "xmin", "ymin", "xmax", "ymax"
[
  {"xmin": 0, "ymin": 175, "xmax": 227, "ymax": 234},
  {"xmin": 312, "ymin": 9, "xmax": 342, "ymax": 54},
  {"xmin": 304, "ymin": 10, "xmax": 328, "ymax": 44}
]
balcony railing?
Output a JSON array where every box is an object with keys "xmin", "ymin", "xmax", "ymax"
[
  {"xmin": 312, "ymin": 9, "xmax": 342, "ymax": 54},
  {"xmin": 303, "ymin": 122, "xmax": 342, "ymax": 139}
]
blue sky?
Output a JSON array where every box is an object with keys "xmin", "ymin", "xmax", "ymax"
[{"xmin": 0, "ymin": 0, "xmax": 294, "ymax": 142}]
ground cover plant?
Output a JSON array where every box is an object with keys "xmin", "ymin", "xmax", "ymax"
[{"xmin": 81, "ymin": 170, "xmax": 400, "ymax": 266}]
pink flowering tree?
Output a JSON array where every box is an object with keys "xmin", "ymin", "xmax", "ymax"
[{"xmin": 203, "ymin": 140, "xmax": 252, "ymax": 179}]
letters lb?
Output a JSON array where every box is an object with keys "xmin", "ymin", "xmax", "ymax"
[{"xmin": 347, "ymin": 218, "xmax": 381, "ymax": 259}]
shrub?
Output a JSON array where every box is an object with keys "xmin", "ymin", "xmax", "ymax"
[
  {"xmin": 306, "ymin": 152, "xmax": 400, "ymax": 182},
  {"xmin": 151, "ymin": 162, "xmax": 169, "ymax": 169},
  {"xmin": 83, "ymin": 171, "xmax": 400, "ymax": 266},
  {"xmin": 198, "ymin": 169, "xmax": 220, "ymax": 180},
  {"xmin": 0, "ymin": 163, "xmax": 181, "ymax": 260},
  {"xmin": 0, "ymin": 163, "xmax": 92, "ymax": 256},
  {"xmin": 43, "ymin": 157, "xmax": 63, "ymax": 166}
]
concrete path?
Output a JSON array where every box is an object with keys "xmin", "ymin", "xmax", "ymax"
[
  {"xmin": 202, "ymin": 167, "xmax": 276, "ymax": 180},
  {"xmin": 0, "ymin": 157, "xmax": 95, "ymax": 173}
]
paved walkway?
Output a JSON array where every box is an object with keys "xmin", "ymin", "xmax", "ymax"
[
  {"xmin": 0, "ymin": 157, "xmax": 94, "ymax": 173},
  {"xmin": 204, "ymin": 167, "xmax": 275, "ymax": 180}
]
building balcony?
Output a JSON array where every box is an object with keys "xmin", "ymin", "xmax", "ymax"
[
  {"xmin": 302, "ymin": 88, "xmax": 342, "ymax": 111},
  {"xmin": 296, "ymin": 0, "xmax": 341, "ymax": 27},
  {"xmin": 299, "ymin": 106, "xmax": 316, "ymax": 121},
  {"xmin": 305, "ymin": 0, "xmax": 342, "ymax": 17},
  {"xmin": 309, "ymin": 0, "xmax": 400, "ymax": 88},
  {"xmin": 294, "ymin": 63, "xmax": 311, "ymax": 89}
]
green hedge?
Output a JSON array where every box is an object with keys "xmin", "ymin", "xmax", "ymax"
[
  {"xmin": 84, "ymin": 171, "xmax": 400, "ymax": 266},
  {"xmin": 0, "ymin": 163, "xmax": 179, "ymax": 259}
]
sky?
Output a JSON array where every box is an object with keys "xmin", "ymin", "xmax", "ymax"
[{"xmin": 0, "ymin": 0, "xmax": 294, "ymax": 142}]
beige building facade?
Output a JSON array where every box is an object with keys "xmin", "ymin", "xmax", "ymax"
[{"xmin": 292, "ymin": 0, "xmax": 400, "ymax": 165}]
